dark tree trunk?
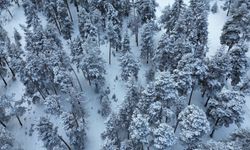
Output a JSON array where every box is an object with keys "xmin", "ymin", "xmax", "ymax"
[
  {"xmin": 73, "ymin": 0, "xmax": 79, "ymax": 12},
  {"xmin": 0, "ymin": 120, "xmax": 6, "ymax": 128},
  {"xmin": 210, "ymin": 118, "xmax": 220, "ymax": 138},
  {"xmin": 64, "ymin": 0, "xmax": 73, "ymax": 22},
  {"xmin": 52, "ymin": 84, "xmax": 58, "ymax": 95},
  {"xmin": 4, "ymin": 57, "xmax": 15, "ymax": 79},
  {"xmin": 58, "ymin": 135, "xmax": 71, "ymax": 150},
  {"xmin": 53, "ymin": 15, "xmax": 61, "ymax": 35},
  {"xmin": 16, "ymin": 115, "xmax": 23, "ymax": 127},
  {"xmin": 109, "ymin": 41, "xmax": 112, "ymax": 65},
  {"xmin": 174, "ymin": 120, "xmax": 179, "ymax": 133},
  {"xmin": 202, "ymin": 90, "xmax": 206, "ymax": 97},
  {"xmin": 188, "ymin": 86, "xmax": 194, "ymax": 105},
  {"xmin": 204, "ymin": 96, "xmax": 211, "ymax": 107},
  {"xmin": 135, "ymin": 31, "xmax": 139, "ymax": 47},
  {"xmin": 0, "ymin": 73, "xmax": 7, "ymax": 86},
  {"xmin": 72, "ymin": 112, "xmax": 79, "ymax": 128},
  {"xmin": 226, "ymin": 0, "xmax": 232, "ymax": 16},
  {"xmin": 70, "ymin": 65, "xmax": 83, "ymax": 91},
  {"xmin": 6, "ymin": 8, "xmax": 13, "ymax": 18}
]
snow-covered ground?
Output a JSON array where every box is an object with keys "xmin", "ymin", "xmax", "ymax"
[{"xmin": 0, "ymin": 0, "xmax": 250, "ymax": 150}]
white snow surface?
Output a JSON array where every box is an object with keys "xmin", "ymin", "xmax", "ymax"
[{"xmin": 0, "ymin": 0, "xmax": 249, "ymax": 150}]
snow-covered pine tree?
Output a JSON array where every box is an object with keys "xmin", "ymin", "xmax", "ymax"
[
  {"xmin": 211, "ymin": 2, "xmax": 218, "ymax": 14},
  {"xmin": 187, "ymin": 0, "xmax": 209, "ymax": 58},
  {"xmin": 129, "ymin": 113, "xmax": 151, "ymax": 150},
  {"xmin": 135, "ymin": 0, "xmax": 158, "ymax": 23},
  {"xmin": 0, "ymin": 126, "xmax": 14, "ymax": 150},
  {"xmin": 62, "ymin": 111, "xmax": 86, "ymax": 150},
  {"xmin": 81, "ymin": 36, "xmax": 106, "ymax": 92},
  {"xmin": 161, "ymin": 0, "xmax": 186, "ymax": 34},
  {"xmin": 23, "ymin": 0, "xmax": 41, "ymax": 28},
  {"xmin": 228, "ymin": 43, "xmax": 248, "ymax": 86},
  {"xmin": 228, "ymin": 128, "xmax": 250, "ymax": 150},
  {"xmin": 37, "ymin": 117, "xmax": 70, "ymax": 150},
  {"xmin": 154, "ymin": 32, "xmax": 192, "ymax": 72},
  {"xmin": 121, "ymin": 31, "xmax": 131, "ymax": 54},
  {"xmin": 57, "ymin": 0, "xmax": 73, "ymax": 40},
  {"xmin": 99, "ymin": 87, "xmax": 111, "ymax": 117},
  {"xmin": 220, "ymin": 19, "xmax": 241, "ymax": 51},
  {"xmin": 152, "ymin": 123, "xmax": 176, "ymax": 150},
  {"xmin": 120, "ymin": 51, "xmax": 139, "ymax": 81},
  {"xmin": 44, "ymin": 95, "xmax": 62, "ymax": 116},
  {"xmin": 200, "ymin": 48, "xmax": 230, "ymax": 107},
  {"xmin": 140, "ymin": 21, "xmax": 154, "ymax": 64},
  {"xmin": 177, "ymin": 105, "xmax": 210, "ymax": 147},
  {"xmin": 207, "ymin": 89, "xmax": 245, "ymax": 137}
]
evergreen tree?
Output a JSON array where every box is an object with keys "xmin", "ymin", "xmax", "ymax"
[
  {"xmin": 57, "ymin": 0, "xmax": 73, "ymax": 40},
  {"xmin": 129, "ymin": 113, "xmax": 151, "ymax": 149},
  {"xmin": 0, "ymin": 126, "xmax": 14, "ymax": 150},
  {"xmin": 153, "ymin": 123, "xmax": 176, "ymax": 150},
  {"xmin": 228, "ymin": 43, "xmax": 248, "ymax": 86},
  {"xmin": 228, "ymin": 128, "xmax": 250, "ymax": 150},
  {"xmin": 140, "ymin": 21, "xmax": 154, "ymax": 64},
  {"xmin": 161, "ymin": 0, "xmax": 186, "ymax": 34},
  {"xmin": 99, "ymin": 87, "xmax": 111, "ymax": 117},
  {"xmin": 81, "ymin": 37, "xmax": 106, "ymax": 92},
  {"xmin": 135, "ymin": 0, "xmax": 158, "ymax": 23},
  {"xmin": 0, "ymin": 0, "xmax": 13, "ymax": 18},
  {"xmin": 44, "ymin": 95, "xmax": 62, "ymax": 116},
  {"xmin": 23, "ymin": 0, "xmax": 41, "ymax": 28},
  {"xmin": 220, "ymin": 19, "xmax": 241, "ymax": 51},
  {"xmin": 121, "ymin": 31, "xmax": 130, "ymax": 54},
  {"xmin": 62, "ymin": 111, "xmax": 86, "ymax": 150},
  {"xmin": 120, "ymin": 52, "xmax": 139, "ymax": 81},
  {"xmin": 187, "ymin": 0, "xmax": 209, "ymax": 58},
  {"xmin": 207, "ymin": 89, "xmax": 245, "ymax": 137},
  {"xmin": 178, "ymin": 105, "xmax": 210, "ymax": 147},
  {"xmin": 211, "ymin": 2, "xmax": 218, "ymax": 14},
  {"xmin": 37, "ymin": 117, "xmax": 70, "ymax": 150}
]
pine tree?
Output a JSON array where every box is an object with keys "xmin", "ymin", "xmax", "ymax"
[
  {"xmin": 62, "ymin": 111, "xmax": 86, "ymax": 150},
  {"xmin": 129, "ymin": 113, "xmax": 151, "ymax": 149},
  {"xmin": 37, "ymin": 117, "xmax": 70, "ymax": 150},
  {"xmin": 23, "ymin": 0, "xmax": 41, "ymax": 28},
  {"xmin": 228, "ymin": 128, "xmax": 250, "ymax": 150},
  {"xmin": 220, "ymin": 19, "xmax": 241, "ymax": 51},
  {"xmin": 187, "ymin": 0, "xmax": 209, "ymax": 58},
  {"xmin": 153, "ymin": 123, "xmax": 176, "ymax": 150},
  {"xmin": 0, "ymin": 126, "xmax": 14, "ymax": 150},
  {"xmin": 207, "ymin": 89, "xmax": 245, "ymax": 137},
  {"xmin": 120, "ymin": 52, "xmax": 139, "ymax": 81},
  {"xmin": 121, "ymin": 31, "xmax": 130, "ymax": 54},
  {"xmin": 81, "ymin": 37, "xmax": 106, "ymax": 92},
  {"xmin": 140, "ymin": 21, "xmax": 154, "ymax": 64},
  {"xmin": 57, "ymin": 0, "xmax": 73, "ymax": 40},
  {"xmin": 99, "ymin": 87, "xmax": 111, "ymax": 117},
  {"xmin": 178, "ymin": 105, "xmax": 210, "ymax": 146},
  {"xmin": 200, "ymin": 48, "xmax": 230, "ymax": 107},
  {"xmin": 228, "ymin": 43, "xmax": 248, "ymax": 86},
  {"xmin": 44, "ymin": 95, "xmax": 62, "ymax": 115},
  {"xmin": 211, "ymin": 2, "xmax": 218, "ymax": 14},
  {"xmin": 135, "ymin": 0, "xmax": 158, "ymax": 23},
  {"xmin": 161, "ymin": 0, "xmax": 186, "ymax": 34}
]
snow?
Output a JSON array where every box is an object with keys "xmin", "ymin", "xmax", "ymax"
[{"xmin": 0, "ymin": 1, "xmax": 250, "ymax": 150}]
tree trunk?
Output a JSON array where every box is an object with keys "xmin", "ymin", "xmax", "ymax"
[
  {"xmin": 52, "ymin": 84, "xmax": 58, "ymax": 95},
  {"xmin": 0, "ymin": 120, "xmax": 6, "ymax": 128},
  {"xmin": 70, "ymin": 65, "xmax": 83, "ymax": 92},
  {"xmin": 135, "ymin": 31, "xmax": 139, "ymax": 47},
  {"xmin": 204, "ymin": 96, "xmax": 211, "ymax": 107},
  {"xmin": 4, "ymin": 57, "xmax": 15, "ymax": 79},
  {"xmin": 188, "ymin": 86, "xmax": 194, "ymax": 105},
  {"xmin": 64, "ymin": 0, "xmax": 73, "ymax": 22},
  {"xmin": 174, "ymin": 120, "xmax": 179, "ymax": 133},
  {"xmin": 72, "ymin": 112, "xmax": 79, "ymax": 128},
  {"xmin": 6, "ymin": 8, "xmax": 13, "ymax": 18},
  {"xmin": 16, "ymin": 115, "xmax": 23, "ymax": 127},
  {"xmin": 210, "ymin": 118, "xmax": 219, "ymax": 138},
  {"xmin": 109, "ymin": 41, "xmax": 112, "ymax": 65},
  {"xmin": 53, "ymin": 15, "xmax": 61, "ymax": 35},
  {"xmin": 226, "ymin": 0, "xmax": 232, "ymax": 16},
  {"xmin": 202, "ymin": 90, "xmax": 206, "ymax": 97},
  {"xmin": 58, "ymin": 135, "xmax": 71, "ymax": 150},
  {"xmin": 74, "ymin": 0, "xmax": 79, "ymax": 12},
  {"xmin": 0, "ymin": 73, "xmax": 7, "ymax": 86},
  {"xmin": 87, "ymin": 73, "xmax": 91, "ymax": 86}
]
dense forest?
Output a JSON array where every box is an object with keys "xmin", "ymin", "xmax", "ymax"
[{"xmin": 0, "ymin": 0, "xmax": 250, "ymax": 149}]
